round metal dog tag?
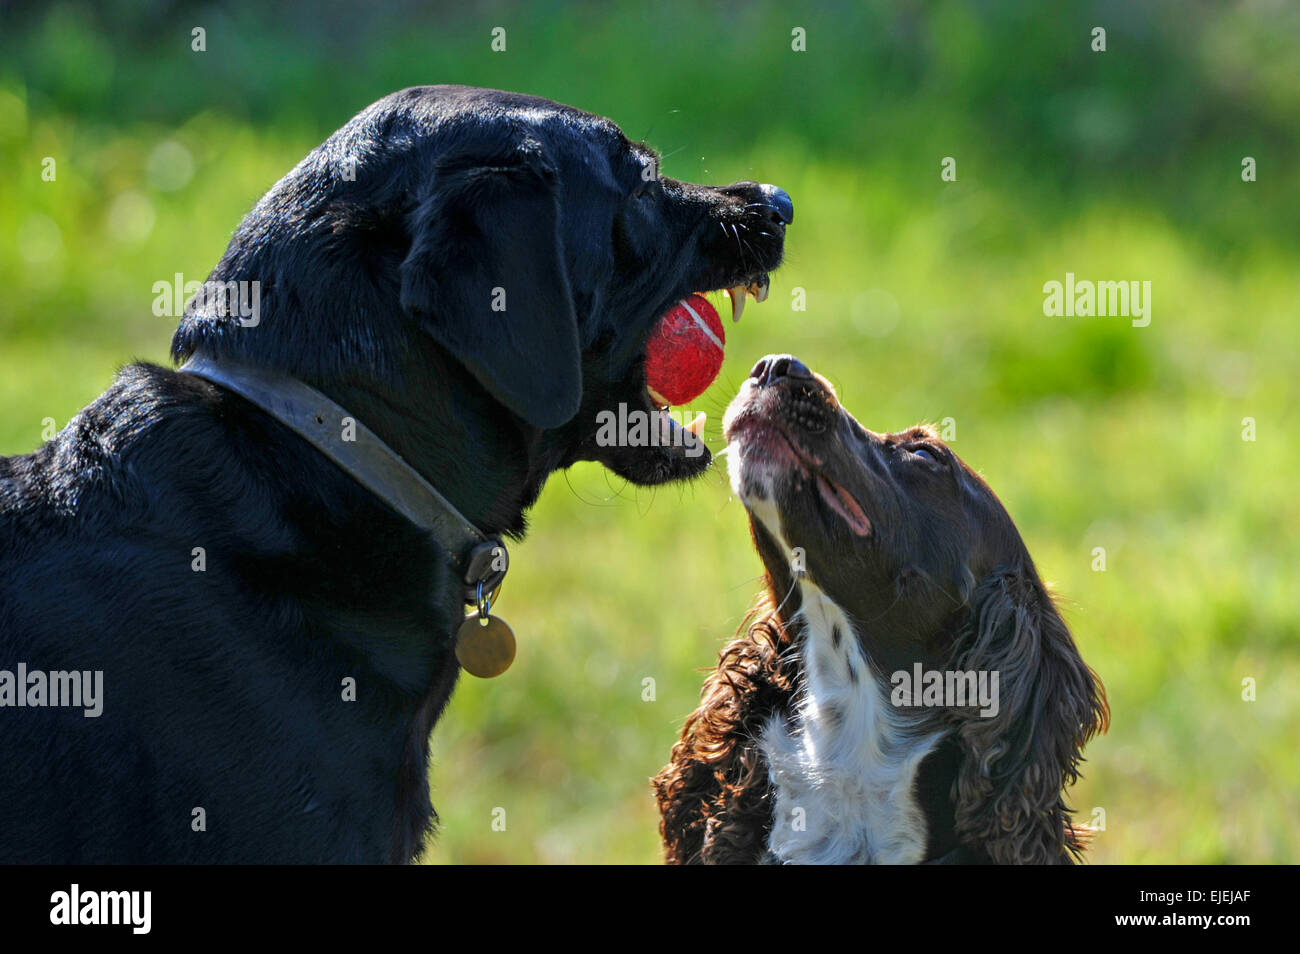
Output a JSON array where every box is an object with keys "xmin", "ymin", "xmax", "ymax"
[{"xmin": 455, "ymin": 612, "xmax": 516, "ymax": 678}]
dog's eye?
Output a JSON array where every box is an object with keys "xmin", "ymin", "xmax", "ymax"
[{"xmin": 908, "ymin": 446, "xmax": 939, "ymax": 464}]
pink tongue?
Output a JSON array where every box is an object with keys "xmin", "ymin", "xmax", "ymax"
[{"xmin": 817, "ymin": 474, "xmax": 872, "ymax": 536}]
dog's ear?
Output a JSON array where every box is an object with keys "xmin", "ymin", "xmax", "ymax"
[
  {"xmin": 399, "ymin": 141, "xmax": 581, "ymax": 429},
  {"xmin": 947, "ymin": 566, "xmax": 1108, "ymax": 864}
]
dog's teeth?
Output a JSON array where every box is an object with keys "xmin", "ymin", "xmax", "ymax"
[
  {"xmin": 683, "ymin": 412, "xmax": 706, "ymax": 437},
  {"xmin": 750, "ymin": 278, "xmax": 770, "ymax": 303},
  {"xmin": 727, "ymin": 285, "xmax": 747, "ymax": 323},
  {"xmin": 647, "ymin": 385, "xmax": 670, "ymax": 407}
]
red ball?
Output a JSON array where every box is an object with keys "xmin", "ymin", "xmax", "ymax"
[{"xmin": 644, "ymin": 294, "xmax": 726, "ymax": 406}]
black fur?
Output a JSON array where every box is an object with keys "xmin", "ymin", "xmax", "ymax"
[{"xmin": 0, "ymin": 85, "xmax": 788, "ymax": 863}]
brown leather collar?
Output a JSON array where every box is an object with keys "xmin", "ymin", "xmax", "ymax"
[{"xmin": 178, "ymin": 354, "xmax": 507, "ymax": 603}]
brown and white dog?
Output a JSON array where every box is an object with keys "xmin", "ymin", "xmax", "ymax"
[{"xmin": 654, "ymin": 355, "xmax": 1107, "ymax": 864}]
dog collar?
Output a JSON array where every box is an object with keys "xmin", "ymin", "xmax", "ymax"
[{"xmin": 178, "ymin": 354, "xmax": 515, "ymax": 677}]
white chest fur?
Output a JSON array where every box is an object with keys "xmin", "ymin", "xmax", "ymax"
[{"xmin": 761, "ymin": 582, "xmax": 943, "ymax": 864}]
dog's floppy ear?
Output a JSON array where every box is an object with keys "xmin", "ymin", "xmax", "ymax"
[
  {"xmin": 399, "ymin": 140, "xmax": 581, "ymax": 429},
  {"xmin": 947, "ymin": 566, "xmax": 1108, "ymax": 864}
]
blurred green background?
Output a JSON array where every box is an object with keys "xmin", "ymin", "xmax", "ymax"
[{"xmin": 1, "ymin": 1, "xmax": 1296, "ymax": 863}]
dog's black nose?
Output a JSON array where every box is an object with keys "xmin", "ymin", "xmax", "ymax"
[
  {"xmin": 757, "ymin": 184, "xmax": 794, "ymax": 226},
  {"xmin": 750, "ymin": 353, "xmax": 812, "ymax": 387}
]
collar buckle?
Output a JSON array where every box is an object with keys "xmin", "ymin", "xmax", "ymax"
[{"xmin": 462, "ymin": 538, "xmax": 509, "ymax": 606}]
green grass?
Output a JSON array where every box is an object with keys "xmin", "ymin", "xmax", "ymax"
[{"xmin": 2, "ymin": 1, "xmax": 1296, "ymax": 864}]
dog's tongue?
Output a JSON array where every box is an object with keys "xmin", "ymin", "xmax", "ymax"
[{"xmin": 645, "ymin": 294, "xmax": 726, "ymax": 408}]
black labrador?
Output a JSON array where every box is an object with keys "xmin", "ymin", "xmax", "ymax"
[{"xmin": 0, "ymin": 85, "xmax": 790, "ymax": 863}]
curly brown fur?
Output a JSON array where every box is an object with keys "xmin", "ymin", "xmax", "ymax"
[
  {"xmin": 657, "ymin": 565, "xmax": 1108, "ymax": 865},
  {"xmin": 943, "ymin": 569, "xmax": 1110, "ymax": 864},
  {"xmin": 652, "ymin": 587, "xmax": 799, "ymax": 864}
]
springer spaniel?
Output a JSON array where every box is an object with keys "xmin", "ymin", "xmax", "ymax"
[{"xmin": 654, "ymin": 355, "xmax": 1108, "ymax": 864}]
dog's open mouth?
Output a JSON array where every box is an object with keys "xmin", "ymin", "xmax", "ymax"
[
  {"xmin": 723, "ymin": 367, "xmax": 875, "ymax": 537},
  {"xmin": 640, "ymin": 277, "xmax": 771, "ymax": 446},
  {"xmin": 728, "ymin": 417, "xmax": 873, "ymax": 537},
  {"xmin": 582, "ymin": 276, "xmax": 779, "ymax": 485}
]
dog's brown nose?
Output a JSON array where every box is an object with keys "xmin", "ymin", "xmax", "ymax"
[{"xmin": 750, "ymin": 353, "xmax": 813, "ymax": 387}]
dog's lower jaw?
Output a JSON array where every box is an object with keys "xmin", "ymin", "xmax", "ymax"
[
  {"xmin": 600, "ymin": 446, "xmax": 712, "ymax": 486},
  {"xmin": 579, "ymin": 412, "xmax": 714, "ymax": 484},
  {"xmin": 760, "ymin": 581, "xmax": 944, "ymax": 865}
]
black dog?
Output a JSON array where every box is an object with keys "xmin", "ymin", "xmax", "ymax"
[{"xmin": 0, "ymin": 86, "xmax": 790, "ymax": 863}]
